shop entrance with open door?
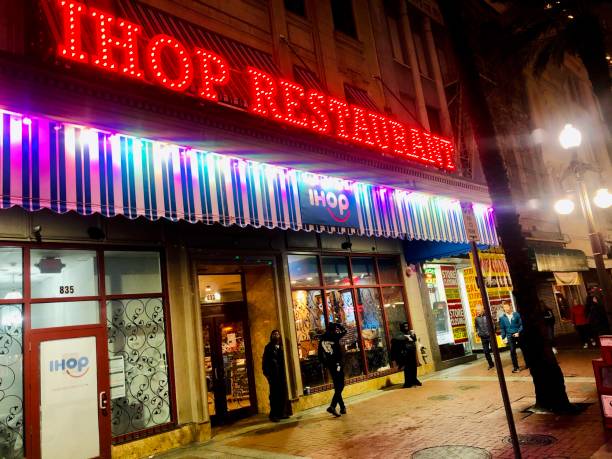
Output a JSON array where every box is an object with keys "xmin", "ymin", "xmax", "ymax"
[{"xmin": 199, "ymin": 273, "xmax": 257, "ymax": 425}]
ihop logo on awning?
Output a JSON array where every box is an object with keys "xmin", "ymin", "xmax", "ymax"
[
  {"xmin": 50, "ymin": 356, "xmax": 90, "ymax": 378},
  {"xmin": 298, "ymin": 174, "xmax": 359, "ymax": 228}
]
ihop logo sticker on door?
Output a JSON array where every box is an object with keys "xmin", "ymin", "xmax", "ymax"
[
  {"xmin": 49, "ymin": 355, "xmax": 90, "ymax": 378},
  {"xmin": 298, "ymin": 173, "xmax": 359, "ymax": 228}
]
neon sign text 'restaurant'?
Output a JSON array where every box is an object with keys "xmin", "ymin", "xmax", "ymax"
[{"xmin": 53, "ymin": 1, "xmax": 456, "ymax": 171}]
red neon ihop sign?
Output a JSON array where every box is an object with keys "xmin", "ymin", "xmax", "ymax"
[{"xmin": 52, "ymin": 1, "xmax": 456, "ymax": 171}]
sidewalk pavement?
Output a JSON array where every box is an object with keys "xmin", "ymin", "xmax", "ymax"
[{"xmin": 158, "ymin": 345, "xmax": 612, "ymax": 459}]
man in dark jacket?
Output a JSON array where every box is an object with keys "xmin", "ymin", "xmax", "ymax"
[
  {"xmin": 474, "ymin": 305, "xmax": 494, "ymax": 369},
  {"xmin": 318, "ymin": 322, "xmax": 347, "ymax": 417},
  {"xmin": 262, "ymin": 330, "xmax": 289, "ymax": 422},
  {"xmin": 390, "ymin": 322, "xmax": 422, "ymax": 388}
]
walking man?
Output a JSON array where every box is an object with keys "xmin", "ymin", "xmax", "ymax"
[
  {"xmin": 474, "ymin": 305, "xmax": 494, "ymax": 370},
  {"xmin": 390, "ymin": 322, "xmax": 422, "ymax": 387},
  {"xmin": 262, "ymin": 330, "xmax": 290, "ymax": 422},
  {"xmin": 318, "ymin": 322, "xmax": 347, "ymax": 417},
  {"xmin": 499, "ymin": 302, "xmax": 523, "ymax": 373},
  {"xmin": 542, "ymin": 301, "xmax": 557, "ymax": 354}
]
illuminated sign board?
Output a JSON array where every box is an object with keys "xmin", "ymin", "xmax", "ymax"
[
  {"xmin": 297, "ymin": 173, "xmax": 360, "ymax": 228},
  {"xmin": 51, "ymin": 1, "xmax": 456, "ymax": 171}
]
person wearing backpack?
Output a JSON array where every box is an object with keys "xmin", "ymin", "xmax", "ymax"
[
  {"xmin": 390, "ymin": 322, "xmax": 422, "ymax": 388},
  {"xmin": 318, "ymin": 322, "xmax": 347, "ymax": 417}
]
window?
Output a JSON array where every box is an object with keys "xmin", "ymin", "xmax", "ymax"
[
  {"xmin": 288, "ymin": 255, "xmax": 320, "ymax": 287},
  {"xmin": 285, "ymin": 0, "xmax": 306, "ymax": 17},
  {"xmin": 105, "ymin": 250, "xmax": 172, "ymax": 438},
  {"xmin": 0, "ymin": 247, "xmax": 23, "ymax": 458},
  {"xmin": 331, "ymin": 0, "xmax": 357, "ymax": 39},
  {"xmin": 0, "ymin": 246, "xmax": 174, "ymax": 451},
  {"xmin": 426, "ymin": 106, "xmax": 443, "ymax": 135},
  {"xmin": 289, "ymin": 254, "xmax": 409, "ymax": 389},
  {"xmin": 387, "ymin": 15, "xmax": 406, "ymax": 64},
  {"xmin": 411, "ymin": 18, "xmax": 431, "ymax": 77}
]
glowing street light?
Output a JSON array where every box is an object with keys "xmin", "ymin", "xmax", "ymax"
[
  {"xmin": 593, "ymin": 188, "xmax": 612, "ymax": 209},
  {"xmin": 554, "ymin": 199, "xmax": 575, "ymax": 215},
  {"xmin": 556, "ymin": 124, "xmax": 612, "ymax": 323},
  {"xmin": 558, "ymin": 123, "xmax": 582, "ymax": 150}
]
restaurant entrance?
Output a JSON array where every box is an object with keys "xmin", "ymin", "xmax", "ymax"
[{"xmin": 199, "ymin": 273, "xmax": 257, "ymax": 425}]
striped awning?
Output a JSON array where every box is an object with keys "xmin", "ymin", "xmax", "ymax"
[
  {"xmin": 294, "ymin": 65, "xmax": 326, "ymax": 92},
  {"xmin": 0, "ymin": 108, "xmax": 498, "ymax": 245},
  {"xmin": 344, "ymin": 84, "xmax": 380, "ymax": 113}
]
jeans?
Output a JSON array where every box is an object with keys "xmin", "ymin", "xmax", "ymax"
[
  {"xmin": 481, "ymin": 337, "xmax": 494, "ymax": 367},
  {"xmin": 330, "ymin": 367, "xmax": 345, "ymax": 410},
  {"xmin": 508, "ymin": 335, "xmax": 520, "ymax": 369}
]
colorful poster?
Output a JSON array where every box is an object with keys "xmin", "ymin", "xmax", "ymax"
[
  {"xmin": 465, "ymin": 249, "xmax": 513, "ymax": 345},
  {"xmin": 441, "ymin": 265, "xmax": 468, "ymax": 343}
]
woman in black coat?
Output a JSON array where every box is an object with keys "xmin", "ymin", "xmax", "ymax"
[{"xmin": 262, "ymin": 330, "xmax": 290, "ymax": 421}]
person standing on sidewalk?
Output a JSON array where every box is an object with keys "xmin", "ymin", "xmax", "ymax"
[
  {"xmin": 474, "ymin": 305, "xmax": 494, "ymax": 370},
  {"xmin": 499, "ymin": 302, "xmax": 523, "ymax": 373},
  {"xmin": 262, "ymin": 330, "xmax": 290, "ymax": 422},
  {"xmin": 318, "ymin": 322, "xmax": 347, "ymax": 417},
  {"xmin": 542, "ymin": 301, "xmax": 557, "ymax": 354},
  {"xmin": 570, "ymin": 298, "xmax": 596, "ymax": 348},
  {"xmin": 587, "ymin": 291, "xmax": 610, "ymax": 338},
  {"xmin": 390, "ymin": 322, "xmax": 422, "ymax": 387}
]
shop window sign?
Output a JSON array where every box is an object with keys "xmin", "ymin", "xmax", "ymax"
[{"xmin": 48, "ymin": 1, "xmax": 456, "ymax": 171}]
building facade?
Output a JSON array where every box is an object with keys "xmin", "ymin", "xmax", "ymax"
[{"xmin": 0, "ymin": 0, "xmax": 503, "ymax": 457}]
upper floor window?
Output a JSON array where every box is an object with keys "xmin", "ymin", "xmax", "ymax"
[
  {"xmin": 387, "ymin": 15, "xmax": 406, "ymax": 64},
  {"xmin": 411, "ymin": 16, "xmax": 432, "ymax": 78},
  {"xmin": 285, "ymin": 0, "xmax": 307, "ymax": 17},
  {"xmin": 331, "ymin": 0, "xmax": 357, "ymax": 39}
]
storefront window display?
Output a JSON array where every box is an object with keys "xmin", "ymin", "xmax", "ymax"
[
  {"xmin": 424, "ymin": 263, "xmax": 472, "ymax": 361},
  {"xmin": 289, "ymin": 255, "xmax": 405, "ymax": 389}
]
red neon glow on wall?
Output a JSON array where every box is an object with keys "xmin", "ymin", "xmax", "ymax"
[{"xmin": 51, "ymin": 2, "xmax": 456, "ymax": 171}]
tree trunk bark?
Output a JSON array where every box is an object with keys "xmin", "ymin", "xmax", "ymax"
[{"xmin": 438, "ymin": 0, "xmax": 572, "ymax": 411}]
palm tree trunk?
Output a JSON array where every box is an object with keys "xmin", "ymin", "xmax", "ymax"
[{"xmin": 438, "ymin": 0, "xmax": 572, "ymax": 411}]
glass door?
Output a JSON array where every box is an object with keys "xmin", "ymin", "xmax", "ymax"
[
  {"xmin": 30, "ymin": 327, "xmax": 110, "ymax": 459},
  {"xmin": 199, "ymin": 274, "xmax": 256, "ymax": 424}
]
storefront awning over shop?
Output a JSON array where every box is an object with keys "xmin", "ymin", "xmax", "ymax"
[
  {"xmin": 0, "ymin": 109, "xmax": 499, "ymax": 244},
  {"xmin": 403, "ymin": 240, "xmax": 490, "ymax": 263},
  {"xmin": 531, "ymin": 247, "xmax": 589, "ymax": 272}
]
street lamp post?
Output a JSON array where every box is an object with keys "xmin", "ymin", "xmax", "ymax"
[{"xmin": 557, "ymin": 124, "xmax": 612, "ymax": 325}]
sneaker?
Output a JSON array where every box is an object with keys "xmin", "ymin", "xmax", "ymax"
[
  {"xmin": 414, "ymin": 380, "xmax": 422, "ymax": 386},
  {"xmin": 488, "ymin": 364, "xmax": 494, "ymax": 370},
  {"xmin": 512, "ymin": 368, "xmax": 520, "ymax": 373},
  {"xmin": 552, "ymin": 347, "xmax": 558, "ymax": 354},
  {"xmin": 591, "ymin": 340, "xmax": 598, "ymax": 347},
  {"xmin": 340, "ymin": 407, "xmax": 347, "ymax": 414},
  {"xmin": 583, "ymin": 343, "xmax": 589, "ymax": 349},
  {"xmin": 402, "ymin": 384, "xmax": 413, "ymax": 388},
  {"xmin": 269, "ymin": 417, "xmax": 280, "ymax": 422},
  {"xmin": 327, "ymin": 406, "xmax": 341, "ymax": 417}
]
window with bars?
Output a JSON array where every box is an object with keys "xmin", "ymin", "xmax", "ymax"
[{"xmin": 288, "ymin": 254, "xmax": 409, "ymax": 390}]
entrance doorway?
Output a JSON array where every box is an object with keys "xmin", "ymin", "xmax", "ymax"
[{"xmin": 199, "ymin": 274, "xmax": 257, "ymax": 424}]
